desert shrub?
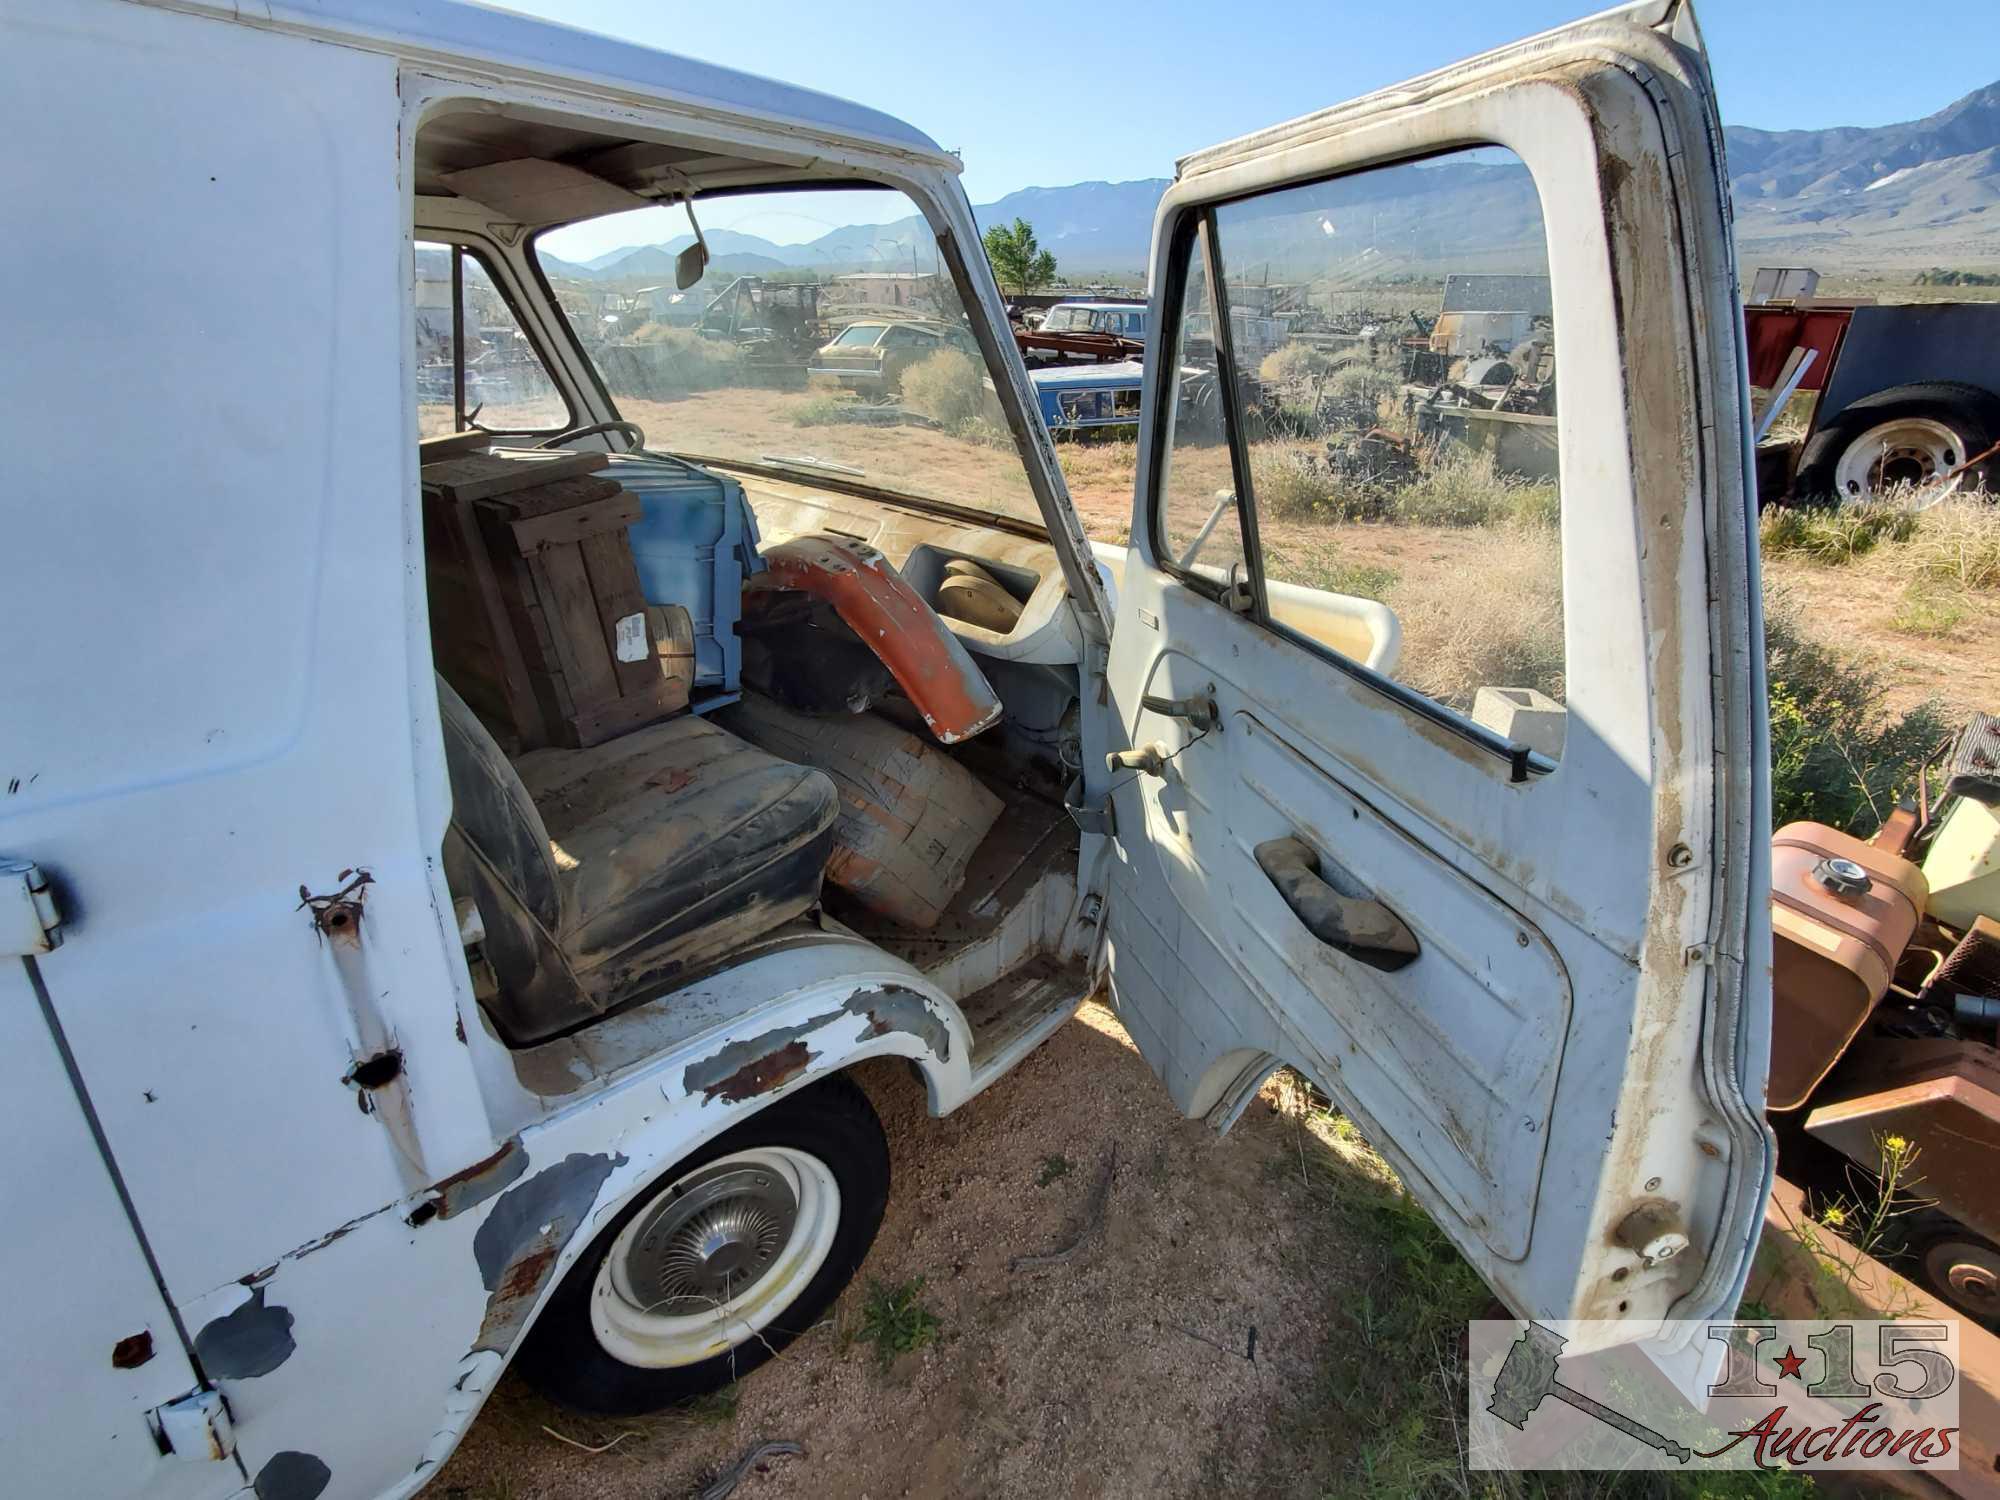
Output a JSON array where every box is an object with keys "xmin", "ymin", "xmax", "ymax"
[
  {"xmin": 899, "ymin": 347, "xmax": 994, "ymax": 434},
  {"xmin": 1764, "ymin": 587, "xmax": 1949, "ymax": 833},
  {"xmin": 789, "ymin": 395, "xmax": 849, "ymax": 427},
  {"xmin": 1390, "ymin": 444, "xmax": 1556, "ymax": 529},
  {"xmin": 612, "ymin": 324, "xmax": 742, "ymax": 394},
  {"xmin": 1251, "ymin": 447, "xmax": 1373, "ymax": 522},
  {"xmin": 1327, "ymin": 360, "xmax": 1399, "ymax": 414},
  {"xmin": 1259, "ymin": 341, "xmax": 1337, "ymax": 387},
  {"xmin": 1505, "ymin": 481, "xmax": 1562, "ymax": 530},
  {"xmin": 1760, "ymin": 502, "xmax": 1917, "ymax": 564},
  {"xmin": 1386, "ymin": 524, "xmax": 1565, "ymax": 710}
]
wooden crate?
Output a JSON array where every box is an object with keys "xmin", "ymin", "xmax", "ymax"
[{"xmin": 422, "ymin": 451, "xmax": 685, "ymax": 749}]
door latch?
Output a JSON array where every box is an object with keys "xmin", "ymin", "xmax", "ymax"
[{"xmin": 1, "ymin": 859, "xmax": 61, "ymax": 957}]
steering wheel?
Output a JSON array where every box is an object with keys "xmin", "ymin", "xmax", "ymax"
[{"xmin": 535, "ymin": 420, "xmax": 646, "ymax": 452}]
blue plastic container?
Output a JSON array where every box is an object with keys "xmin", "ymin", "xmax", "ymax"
[{"xmin": 607, "ymin": 453, "xmax": 763, "ymax": 701}]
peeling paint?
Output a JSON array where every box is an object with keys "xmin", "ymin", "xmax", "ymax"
[
  {"xmin": 253, "ymin": 1450, "xmax": 331, "ymax": 1500},
  {"xmin": 682, "ymin": 985, "xmax": 952, "ymax": 1104},
  {"xmin": 429, "ymin": 1137, "xmax": 529, "ymax": 1219},
  {"xmin": 687, "ymin": 1035, "xmax": 816, "ymax": 1103},
  {"xmin": 469, "ymin": 1152, "xmax": 621, "ymax": 1354},
  {"xmin": 194, "ymin": 1284, "xmax": 296, "ymax": 1379},
  {"xmin": 846, "ymin": 984, "xmax": 951, "ymax": 1061}
]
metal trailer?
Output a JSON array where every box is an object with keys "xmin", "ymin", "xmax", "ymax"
[{"xmin": 1746, "ymin": 299, "xmax": 2000, "ymax": 506}]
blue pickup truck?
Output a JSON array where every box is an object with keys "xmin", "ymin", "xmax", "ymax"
[{"xmin": 1028, "ymin": 358, "xmax": 1146, "ymax": 434}]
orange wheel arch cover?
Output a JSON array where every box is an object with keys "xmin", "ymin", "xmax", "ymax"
[{"xmin": 747, "ymin": 535, "xmax": 1004, "ymax": 743}]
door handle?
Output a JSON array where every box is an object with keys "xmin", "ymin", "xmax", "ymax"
[
  {"xmin": 1106, "ymin": 742, "xmax": 1172, "ymax": 777},
  {"xmin": 1253, "ymin": 836, "xmax": 1419, "ymax": 972},
  {"xmin": 1141, "ymin": 684, "xmax": 1219, "ymax": 733}
]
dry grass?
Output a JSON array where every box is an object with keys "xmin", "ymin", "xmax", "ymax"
[
  {"xmin": 1760, "ymin": 502, "xmax": 1918, "ymax": 564},
  {"xmin": 1386, "ymin": 524, "xmax": 1566, "ymax": 712},
  {"xmin": 1903, "ymin": 496, "xmax": 2000, "ymax": 590},
  {"xmin": 1890, "ymin": 579, "xmax": 1971, "ymax": 638}
]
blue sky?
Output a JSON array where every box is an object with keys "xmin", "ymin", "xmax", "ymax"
[{"xmin": 508, "ymin": 0, "xmax": 1996, "ymax": 255}]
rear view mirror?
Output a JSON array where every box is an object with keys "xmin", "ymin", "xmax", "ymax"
[{"xmin": 675, "ymin": 190, "xmax": 709, "ymax": 290}]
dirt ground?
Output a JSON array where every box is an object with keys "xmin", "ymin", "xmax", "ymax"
[{"xmin": 435, "ymin": 1002, "xmax": 1356, "ymax": 1500}]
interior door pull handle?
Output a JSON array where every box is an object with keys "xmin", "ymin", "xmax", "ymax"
[{"xmin": 1254, "ymin": 836, "xmax": 1419, "ymax": 972}]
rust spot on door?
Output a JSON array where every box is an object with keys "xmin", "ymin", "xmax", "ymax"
[{"xmin": 111, "ymin": 1331, "xmax": 154, "ymax": 1369}]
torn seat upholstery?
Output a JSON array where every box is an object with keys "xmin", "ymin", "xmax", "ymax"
[{"xmin": 438, "ymin": 677, "xmax": 838, "ymax": 1043}]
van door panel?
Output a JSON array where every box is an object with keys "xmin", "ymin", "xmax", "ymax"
[
  {"xmin": 0, "ymin": 963, "xmax": 235, "ymax": 1498},
  {"xmin": 1098, "ymin": 2, "xmax": 1772, "ymax": 1337}
]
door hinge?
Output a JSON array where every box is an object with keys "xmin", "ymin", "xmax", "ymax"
[
  {"xmin": 152, "ymin": 1388, "xmax": 236, "ymax": 1462},
  {"xmin": 1065, "ymin": 778, "xmax": 1116, "ymax": 837},
  {"xmin": 2, "ymin": 859, "xmax": 62, "ymax": 957}
]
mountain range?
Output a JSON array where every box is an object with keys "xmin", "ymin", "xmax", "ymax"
[{"xmin": 545, "ymin": 80, "xmax": 2000, "ymax": 284}]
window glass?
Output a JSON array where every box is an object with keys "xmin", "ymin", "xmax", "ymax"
[
  {"xmin": 1157, "ymin": 223, "xmax": 1248, "ymax": 582},
  {"xmin": 535, "ymin": 188, "xmax": 1041, "ymax": 524},
  {"xmin": 413, "ymin": 242, "xmax": 569, "ymax": 438},
  {"xmin": 1166, "ymin": 146, "xmax": 1565, "ymax": 756}
]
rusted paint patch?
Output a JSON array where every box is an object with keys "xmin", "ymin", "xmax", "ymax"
[
  {"xmin": 683, "ymin": 987, "xmax": 953, "ymax": 1105},
  {"xmin": 430, "ymin": 1137, "xmax": 530, "ymax": 1220},
  {"xmin": 194, "ymin": 1284, "xmax": 296, "ymax": 1379},
  {"xmin": 845, "ymin": 984, "xmax": 951, "ymax": 1062},
  {"xmin": 297, "ymin": 868, "xmax": 373, "ymax": 947},
  {"xmin": 111, "ymin": 1331, "xmax": 154, "ymax": 1369},
  {"xmin": 692, "ymin": 1036, "xmax": 815, "ymax": 1103},
  {"xmin": 469, "ymin": 1151, "xmax": 621, "ymax": 1354},
  {"xmin": 253, "ymin": 1450, "xmax": 331, "ymax": 1500}
]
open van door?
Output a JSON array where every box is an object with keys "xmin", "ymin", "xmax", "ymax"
[{"xmin": 1097, "ymin": 0, "xmax": 1773, "ymax": 1340}]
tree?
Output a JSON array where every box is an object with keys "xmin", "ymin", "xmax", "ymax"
[{"xmin": 982, "ymin": 217, "xmax": 1057, "ymax": 295}]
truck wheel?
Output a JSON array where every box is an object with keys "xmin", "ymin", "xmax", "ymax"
[
  {"xmin": 1793, "ymin": 382, "xmax": 2000, "ymax": 508},
  {"xmin": 1904, "ymin": 1213, "xmax": 2000, "ymax": 1329},
  {"xmin": 513, "ymin": 1075, "xmax": 889, "ymax": 1414}
]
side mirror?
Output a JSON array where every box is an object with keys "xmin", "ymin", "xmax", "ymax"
[{"xmin": 675, "ymin": 190, "xmax": 709, "ymax": 290}]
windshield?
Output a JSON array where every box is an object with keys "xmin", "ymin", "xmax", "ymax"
[
  {"xmin": 535, "ymin": 187, "xmax": 1042, "ymax": 525},
  {"xmin": 1041, "ymin": 306, "xmax": 1088, "ymax": 332}
]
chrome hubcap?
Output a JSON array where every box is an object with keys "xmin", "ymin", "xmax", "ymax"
[
  {"xmin": 619, "ymin": 1163, "xmax": 798, "ymax": 1315},
  {"xmin": 590, "ymin": 1145, "xmax": 841, "ymax": 1369}
]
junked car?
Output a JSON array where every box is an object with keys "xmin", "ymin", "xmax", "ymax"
[
  {"xmin": 807, "ymin": 317, "xmax": 979, "ymax": 392},
  {"xmin": 1, "ymin": 2, "xmax": 1771, "ymax": 1497}
]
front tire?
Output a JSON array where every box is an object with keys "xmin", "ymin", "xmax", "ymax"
[{"xmin": 513, "ymin": 1076, "xmax": 889, "ymax": 1414}]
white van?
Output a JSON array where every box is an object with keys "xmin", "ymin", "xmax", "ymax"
[{"xmin": 0, "ymin": 2, "xmax": 1772, "ymax": 1496}]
